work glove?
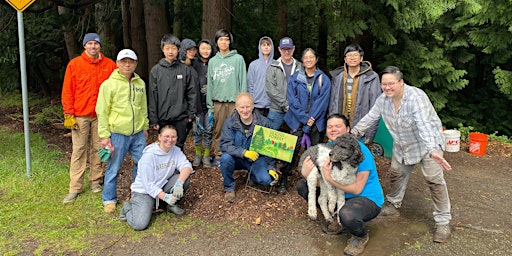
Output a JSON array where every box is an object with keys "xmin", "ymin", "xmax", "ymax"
[
  {"xmin": 163, "ymin": 193, "xmax": 179, "ymax": 205},
  {"xmin": 97, "ymin": 144, "xmax": 114, "ymax": 162},
  {"xmin": 171, "ymin": 180, "xmax": 184, "ymax": 199},
  {"xmin": 63, "ymin": 114, "xmax": 78, "ymax": 130},
  {"xmin": 193, "ymin": 116, "xmax": 205, "ymax": 136},
  {"xmin": 244, "ymin": 150, "xmax": 259, "ymax": 161},
  {"xmin": 207, "ymin": 111, "xmax": 214, "ymax": 128},
  {"xmin": 200, "ymin": 84, "xmax": 208, "ymax": 94},
  {"xmin": 300, "ymin": 133, "xmax": 311, "ymax": 149}
]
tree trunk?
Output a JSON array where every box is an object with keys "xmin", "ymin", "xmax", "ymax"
[
  {"xmin": 121, "ymin": 0, "xmax": 131, "ymax": 48},
  {"xmin": 202, "ymin": 0, "xmax": 232, "ymax": 43},
  {"xmin": 317, "ymin": 1, "xmax": 328, "ymax": 71},
  {"xmin": 95, "ymin": 1, "xmax": 116, "ymax": 58},
  {"xmin": 58, "ymin": 6, "xmax": 81, "ymax": 60},
  {"xmin": 130, "ymin": 0, "xmax": 148, "ymax": 81},
  {"xmin": 276, "ymin": 0, "xmax": 287, "ymax": 40},
  {"xmin": 173, "ymin": 0, "xmax": 184, "ymax": 38},
  {"xmin": 143, "ymin": 0, "xmax": 170, "ymax": 81}
]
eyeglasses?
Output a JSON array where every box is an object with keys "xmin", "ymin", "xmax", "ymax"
[
  {"xmin": 381, "ymin": 81, "xmax": 399, "ymax": 88},
  {"xmin": 345, "ymin": 53, "xmax": 361, "ymax": 59},
  {"xmin": 280, "ymin": 48, "xmax": 293, "ymax": 52}
]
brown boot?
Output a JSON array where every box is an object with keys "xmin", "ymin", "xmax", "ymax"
[
  {"xmin": 344, "ymin": 234, "xmax": 369, "ymax": 256},
  {"xmin": 433, "ymin": 224, "xmax": 451, "ymax": 243},
  {"xmin": 380, "ymin": 203, "xmax": 400, "ymax": 216},
  {"xmin": 224, "ymin": 191, "xmax": 235, "ymax": 203}
]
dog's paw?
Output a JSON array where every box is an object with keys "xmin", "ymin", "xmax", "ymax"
[{"xmin": 308, "ymin": 208, "xmax": 317, "ymax": 220}]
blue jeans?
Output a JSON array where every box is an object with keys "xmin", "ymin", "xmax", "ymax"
[
  {"xmin": 193, "ymin": 112, "xmax": 212, "ymax": 149},
  {"xmin": 219, "ymin": 153, "xmax": 272, "ymax": 191},
  {"xmin": 102, "ymin": 131, "xmax": 146, "ymax": 205},
  {"xmin": 267, "ymin": 110, "xmax": 285, "ymax": 130}
]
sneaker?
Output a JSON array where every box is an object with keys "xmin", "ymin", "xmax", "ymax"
[
  {"xmin": 268, "ymin": 169, "xmax": 279, "ymax": 186},
  {"xmin": 167, "ymin": 204, "xmax": 185, "ymax": 216},
  {"xmin": 224, "ymin": 190, "xmax": 235, "ymax": 203},
  {"xmin": 277, "ymin": 178, "xmax": 287, "ymax": 195},
  {"xmin": 211, "ymin": 157, "xmax": 221, "ymax": 168},
  {"xmin": 433, "ymin": 224, "xmax": 451, "ymax": 243},
  {"xmin": 192, "ymin": 155, "xmax": 202, "ymax": 167},
  {"xmin": 119, "ymin": 204, "xmax": 128, "ymax": 222},
  {"xmin": 63, "ymin": 193, "xmax": 78, "ymax": 203},
  {"xmin": 202, "ymin": 155, "xmax": 212, "ymax": 168},
  {"xmin": 380, "ymin": 203, "xmax": 400, "ymax": 216},
  {"xmin": 104, "ymin": 203, "xmax": 116, "ymax": 213},
  {"xmin": 91, "ymin": 183, "xmax": 102, "ymax": 193},
  {"xmin": 344, "ymin": 234, "xmax": 369, "ymax": 256}
]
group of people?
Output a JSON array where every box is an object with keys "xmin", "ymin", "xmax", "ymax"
[{"xmin": 61, "ymin": 30, "xmax": 453, "ymax": 255}]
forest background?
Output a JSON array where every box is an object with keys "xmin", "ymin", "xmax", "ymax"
[{"xmin": 0, "ymin": 0, "xmax": 511, "ymax": 137}]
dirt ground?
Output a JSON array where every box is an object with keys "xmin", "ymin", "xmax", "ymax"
[{"xmin": 2, "ymin": 105, "xmax": 511, "ymax": 255}]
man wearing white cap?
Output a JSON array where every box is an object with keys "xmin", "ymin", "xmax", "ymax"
[
  {"xmin": 96, "ymin": 49, "xmax": 150, "ymax": 213},
  {"xmin": 61, "ymin": 33, "xmax": 117, "ymax": 203}
]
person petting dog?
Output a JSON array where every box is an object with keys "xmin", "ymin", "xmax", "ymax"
[{"xmin": 297, "ymin": 114, "xmax": 384, "ymax": 256}]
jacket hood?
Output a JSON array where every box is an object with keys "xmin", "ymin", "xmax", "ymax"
[
  {"xmin": 110, "ymin": 68, "xmax": 141, "ymax": 82},
  {"xmin": 258, "ymin": 36, "xmax": 274, "ymax": 63},
  {"xmin": 157, "ymin": 58, "xmax": 180, "ymax": 68},
  {"xmin": 179, "ymin": 38, "xmax": 197, "ymax": 62},
  {"xmin": 330, "ymin": 60, "xmax": 374, "ymax": 77},
  {"xmin": 215, "ymin": 49, "xmax": 239, "ymax": 59},
  {"xmin": 229, "ymin": 109, "xmax": 267, "ymax": 131},
  {"xmin": 197, "ymin": 39, "xmax": 216, "ymax": 61},
  {"xmin": 142, "ymin": 142, "xmax": 178, "ymax": 156}
]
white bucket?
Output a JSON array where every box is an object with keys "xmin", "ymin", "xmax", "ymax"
[{"xmin": 443, "ymin": 129, "xmax": 461, "ymax": 152}]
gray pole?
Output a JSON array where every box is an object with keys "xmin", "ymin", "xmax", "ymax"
[{"xmin": 18, "ymin": 11, "xmax": 32, "ymax": 177}]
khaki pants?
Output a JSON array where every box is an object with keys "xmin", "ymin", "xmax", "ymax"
[
  {"xmin": 212, "ymin": 101, "xmax": 236, "ymax": 156},
  {"xmin": 68, "ymin": 116, "xmax": 103, "ymax": 193}
]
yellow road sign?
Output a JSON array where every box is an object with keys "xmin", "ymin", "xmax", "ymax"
[{"xmin": 5, "ymin": 0, "xmax": 37, "ymax": 12}]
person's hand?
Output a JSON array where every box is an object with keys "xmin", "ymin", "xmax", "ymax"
[
  {"xmin": 301, "ymin": 133, "xmax": 311, "ymax": 149},
  {"xmin": 301, "ymin": 156, "xmax": 315, "ymax": 177},
  {"xmin": 64, "ymin": 114, "xmax": 78, "ymax": 130},
  {"xmin": 207, "ymin": 111, "xmax": 214, "ymax": 128},
  {"xmin": 98, "ymin": 146, "xmax": 113, "ymax": 162},
  {"xmin": 306, "ymin": 117, "xmax": 315, "ymax": 126},
  {"xmin": 200, "ymin": 84, "xmax": 208, "ymax": 94},
  {"xmin": 152, "ymin": 124, "xmax": 159, "ymax": 131},
  {"xmin": 244, "ymin": 150, "xmax": 259, "ymax": 161},
  {"xmin": 163, "ymin": 193, "xmax": 179, "ymax": 205},
  {"xmin": 321, "ymin": 157, "xmax": 333, "ymax": 182},
  {"xmin": 431, "ymin": 151, "xmax": 452, "ymax": 171},
  {"xmin": 172, "ymin": 180, "xmax": 184, "ymax": 199}
]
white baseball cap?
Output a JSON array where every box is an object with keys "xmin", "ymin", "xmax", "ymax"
[{"xmin": 117, "ymin": 49, "xmax": 138, "ymax": 61}]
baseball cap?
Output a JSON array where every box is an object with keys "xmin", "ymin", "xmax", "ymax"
[
  {"xmin": 117, "ymin": 49, "xmax": 138, "ymax": 61},
  {"xmin": 279, "ymin": 37, "xmax": 294, "ymax": 48},
  {"xmin": 82, "ymin": 33, "xmax": 101, "ymax": 47}
]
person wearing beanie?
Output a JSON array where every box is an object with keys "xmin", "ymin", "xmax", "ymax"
[
  {"xmin": 96, "ymin": 49, "xmax": 150, "ymax": 214},
  {"xmin": 61, "ymin": 32, "xmax": 117, "ymax": 204}
]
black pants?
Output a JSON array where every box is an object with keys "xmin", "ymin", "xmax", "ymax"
[
  {"xmin": 280, "ymin": 125, "xmax": 325, "ymax": 177},
  {"xmin": 158, "ymin": 118, "xmax": 190, "ymax": 150},
  {"xmin": 296, "ymin": 179, "xmax": 381, "ymax": 237}
]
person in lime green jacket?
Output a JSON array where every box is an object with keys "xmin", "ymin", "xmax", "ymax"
[{"xmin": 96, "ymin": 49, "xmax": 149, "ymax": 214}]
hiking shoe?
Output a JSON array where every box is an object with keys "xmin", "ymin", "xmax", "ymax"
[
  {"xmin": 277, "ymin": 177, "xmax": 287, "ymax": 195},
  {"xmin": 202, "ymin": 155, "xmax": 212, "ymax": 168},
  {"xmin": 380, "ymin": 203, "xmax": 400, "ymax": 216},
  {"xmin": 90, "ymin": 183, "xmax": 102, "ymax": 193},
  {"xmin": 224, "ymin": 191, "xmax": 235, "ymax": 203},
  {"xmin": 63, "ymin": 193, "xmax": 78, "ymax": 203},
  {"xmin": 167, "ymin": 204, "xmax": 185, "ymax": 216},
  {"xmin": 344, "ymin": 234, "xmax": 369, "ymax": 256},
  {"xmin": 192, "ymin": 155, "xmax": 202, "ymax": 167},
  {"xmin": 268, "ymin": 169, "xmax": 279, "ymax": 186},
  {"xmin": 119, "ymin": 206, "xmax": 127, "ymax": 222},
  {"xmin": 211, "ymin": 157, "xmax": 221, "ymax": 168},
  {"xmin": 433, "ymin": 224, "xmax": 451, "ymax": 243},
  {"xmin": 321, "ymin": 220, "xmax": 343, "ymax": 235},
  {"xmin": 104, "ymin": 203, "xmax": 116, "ymax": 213}
]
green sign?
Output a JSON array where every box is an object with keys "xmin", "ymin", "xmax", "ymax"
[{"xmin": 249, "ymin": 125, "xmax": 298, "ymax": 163}]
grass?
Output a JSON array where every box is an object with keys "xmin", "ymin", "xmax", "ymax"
[{"xmin": 0, "ymin": 129, "xmax": 206, "ymax": 255}]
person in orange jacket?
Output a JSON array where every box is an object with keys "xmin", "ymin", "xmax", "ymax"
[{"xmin": 61, "ymin": 33, "xmax": 117, "ymax": 203}]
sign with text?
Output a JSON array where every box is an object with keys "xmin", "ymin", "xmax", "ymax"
[
  {"xmin": 6, "ymin": 0, "xmax": 36, "ymax": 12},
  {"xmin": 249, "ymin": 125, "xmax": 298, "ymax": 163}
]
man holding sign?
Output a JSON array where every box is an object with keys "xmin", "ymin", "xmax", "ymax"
[{"xmin": 219, "ymin": 93, "xmax": 279, "ymax": 203}]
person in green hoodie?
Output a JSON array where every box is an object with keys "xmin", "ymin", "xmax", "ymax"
[
  {"xmin": 96, "ymin": 49, "xmax": 149, "ymax": 214},
  {"xmin": 207, "ymin": 29, "xmax": 247, "ymax": 167}
]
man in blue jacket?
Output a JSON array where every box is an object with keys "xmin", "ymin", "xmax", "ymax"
[{"xmin": 219, "ymin": 93, "xmax": 278, "ymax": 203}]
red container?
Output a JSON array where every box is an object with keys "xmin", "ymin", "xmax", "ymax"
[{"xmin": 468, "ymin": 132, "xmax": 488, "ymax": 156}]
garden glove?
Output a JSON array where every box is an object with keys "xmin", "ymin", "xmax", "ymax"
[
  {"xmin": 97, "ymin": 144, "xmax": 114, "ymax": 162},
  {"xmin": 171, "ymin": 180, "xmax": 184, "ymax": 199},
  {"xmin": 244, "ymin": 150, "xmax": 259, "ymax": 161},
  {"xmin": 300, "ymin": 133, "xmax": 311, "ymax": 149},
  {"xmin": 63, "ymin": 114, "xmax": 78, "ymax": 130},
  {"xmin": 207, "ymin": 111, "xmax": 214, "ymax": 128},
  {"xmin": 163, "ymin": 193, "xmax": 179, "ymax": 205},
  {"xmin": 194, "ymin": 116, "xmax": 205, "ymax": 136}
]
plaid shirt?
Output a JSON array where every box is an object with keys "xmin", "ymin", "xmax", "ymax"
[{"xmin": 353, "ymin": 84, "xmax": 445, "ymax": 165}]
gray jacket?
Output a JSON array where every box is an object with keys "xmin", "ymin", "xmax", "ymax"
[{"xmin": 265, "ymin": 57, "xmax": 303, "ymax": 113}]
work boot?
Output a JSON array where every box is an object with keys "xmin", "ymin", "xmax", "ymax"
[
  {"xmin": 90, "ymin": 183, "xmax": 102, "ymax": 193},
  {"xmin": 167, "ymin": 204, "xmax": 185, "ymax": 216},
  {"xmin": 63, "ymin": 193, "xmax": 79, "ymax": 203},
  {"xmin": 433, "ymin": 224, "xmax": 451, "ymax": 243},
  {"xmin": 277, "ymin": 176, "xmax": 288, "ymax": 195},
  {"xmin": 344, "ymin": 234, "xmax": 369, "ymax": 256},
  {"xmin": 192, "ymin": 155, "xmax": 202, "ymax": 167},
  {"xmin": 104, "ymin": 203, "xmax": 116, "ymax": 213},
  {"xmin": 224, "ymin": 190, "xmax": 235, "ymax": 203},
  {"xmin": 202, "ymin": 155, "xmax": 212, "ymax": 168},
  {"xmin": 380, "ymin": 203, "xmax": 400, "ymax": 216},
  {"xmin": 321, "ymin": 220, "xmax": 343, "ymax": 235}
]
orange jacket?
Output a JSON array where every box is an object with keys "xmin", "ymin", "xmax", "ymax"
[{"xmin": 61, "ymin": 51, "xmax": 117, "ymax": 117}]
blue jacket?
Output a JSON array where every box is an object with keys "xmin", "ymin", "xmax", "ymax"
[
  {"xmin": 220, "ymin": 110, "xmax": 275, "ymax": 168},
  {"xmin": 284, "ymin": 69, "xmax": 331, "ymax": 133}
]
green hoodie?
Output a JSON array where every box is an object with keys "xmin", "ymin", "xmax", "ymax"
[
  {"xmin": 206, "ymin": 50, "xmax": 247, "ymax": 110},
  {"xmin": 96, "ymin": 69, "xmax": 149, "ymax": 138}
]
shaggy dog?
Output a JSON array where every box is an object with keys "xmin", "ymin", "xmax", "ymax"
[{"xmin": 298, "ymin": 133, "xmax": 364, "ymax": 224}]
